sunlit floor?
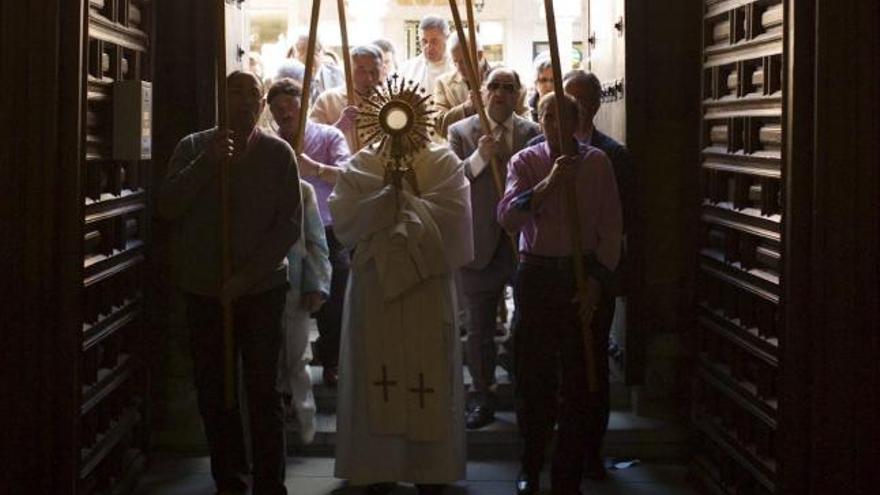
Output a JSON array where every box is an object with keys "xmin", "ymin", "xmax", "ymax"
[{"xmin": 133, "ymin": 455, "xmax": 697, "ymax": 495}]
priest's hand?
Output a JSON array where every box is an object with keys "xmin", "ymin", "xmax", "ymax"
[
  {"xmin": 335, "ymin": 105, "xmax": 359, "ymax": 134},
  {"xmin": 301, "ymin": 291, "xmax": 325, "ymax": 312}
]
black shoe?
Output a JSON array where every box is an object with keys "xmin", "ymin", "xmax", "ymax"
[
  {"xmin": 365, "ymin": 482, "xmax": 396, "ymax": 494},
  {"xmin": 416, "ymin": 483, "xmax": 445, "ymax": 495},
  {"xmin": 516, "ymin": 471, "xmax": 539, "ymax": 495},
  {"xmin": 322, "ymin": 366, "xmax": 339, "ymax": 387},
  {"xmin": 584, "ymin": 464, "xmax": 608, "ymax": 481},
  {"xmin": 465, "ymin": 405, "xmax": 495, "ymax": 429},
  {"xmin": 584, "ymin": 456, "xmax": 608, "ymax": 481}
]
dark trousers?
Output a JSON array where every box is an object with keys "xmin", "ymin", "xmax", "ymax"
[
  {"xmin": 185, "ymin": 286, "xmax": 288, "ymax": 495},
  {"xmin": 512, "ymin": 262, "xmax": 614, "ymax": 494},
  {"xmin": 461, "ymin": 236, "xmax": 515, "ymax": 408},
  {"xmin": 314, "ymin": 226, "xmax": 349, "ymax": 368}
]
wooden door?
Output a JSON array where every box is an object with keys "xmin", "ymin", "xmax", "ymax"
[
  {"xmin": 585, "ymin": 0, "xmax": 637, "ymax": 384},
  {"xmin": 78, "ymin": 1, "xmax": 154, "ymax": 492},
  {"xmin": 226, "ymin": 0, "xmax": 247, "ymax": 73},
  {"xmin": 692, "ymin": 1, "xmax": 785, "ymax": 493},
  {"xmin": 588, "ymin": 0, "xmax": 626, "ymax": 142}
]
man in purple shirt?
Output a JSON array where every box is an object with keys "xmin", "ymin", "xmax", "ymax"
[
  {"xmin": 267, "ymin": 78, "xmax": 351, "ymax": 386},
  {"xmin": 498, "ymin": 93, "xmax": 622, "ymax": 495}
]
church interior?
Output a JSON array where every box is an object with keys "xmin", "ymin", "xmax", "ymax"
[{"xmin": 1, "ymin": 0, "xmax": 878, "ymax": 494}]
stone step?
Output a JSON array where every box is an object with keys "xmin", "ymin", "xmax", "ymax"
[{"xmin": 288, "ymin": 410, "xmax": 689, "ymax": 461}]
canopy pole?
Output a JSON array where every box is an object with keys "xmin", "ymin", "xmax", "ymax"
[
  {"xmin": 295, "ymin": 0, "xmax": 322, "ymax": 154},
  {"xmin": 542, "ymin": 0, "xmax": 599, "ymax": 392},
  {"xmin": 465, "ymin": 0, "xmax": 481, "ymax": 86},
  {"xmin": 448, "ymin": 0, "xmax": 519, "ymax": 256},
  {"xmin": 214, "ymin": 0, "xmax": 235, "ymax": 409},
  {"xmin": 337, "ymin": 0, "xmax": 360, "ymax": 149}
]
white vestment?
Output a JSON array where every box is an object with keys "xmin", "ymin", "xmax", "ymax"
[
  {"xmin": 399, "ymin": 54, "xmax": 453, "ymax": 98},
  {"xmin": 276, "ymin": 182, "xmax": 331, "ymax": 444},
  {"xmin": 329, "ymin": 144, "xmax": 473, "ymax": 484}
]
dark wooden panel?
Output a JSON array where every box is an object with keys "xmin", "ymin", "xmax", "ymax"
[
  {"xmin": 694, "ymin": 1, "xmax": 785, "ymax": 493},
  {"xmin": 0, "ymin": 0, "xmax": 87, "ymax": 492},
  {"xmin": 77, "ymin": 0, "xmax": 154, "ymax": 491},
  {"xmin": 780, "ymin": 1, "xmax": 880, "ymax": 493}
]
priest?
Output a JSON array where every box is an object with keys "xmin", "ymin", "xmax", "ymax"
[{"xmin": 329, "ymin": 141, "xmax": 473, "ymax": 495}]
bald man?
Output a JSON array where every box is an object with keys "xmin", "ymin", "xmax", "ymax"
[{"xmin": 159, "ymin": 71, "xmax": 301, "ymax": 495}]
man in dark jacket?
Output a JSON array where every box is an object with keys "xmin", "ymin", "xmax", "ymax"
[{"xmin": 158, "ymin": 71, "xmax": 302, "ymax": 495}]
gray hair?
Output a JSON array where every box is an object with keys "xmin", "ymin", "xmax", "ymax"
[
  {"xmin": 350, "ymin": 44, "xmax": 384, "ymax": 63},
  {"xmin": 275, "ymin": 59, "xmax": 305, "ymax": 83},
  {"xmin": 448, "ymin": 32, "xmax": 482, "ymax": 52},
  {"xmin": 372, "ymin": 38, "xmax": 396, "ymax": 56},
  {"xmin": 420, "ymin": 15, "xmax": 450, "ymax": 35},
  {"xmin": 294, "ymin": 33, "xmax": 322, "ymax": 52},
  {"xmin": 533, "ymin": 51, "xmax": 552, "ymax": 79}
]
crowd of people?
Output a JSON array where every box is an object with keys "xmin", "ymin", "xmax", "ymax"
[{"xmin": 159, "ymin": 13, "xmax": 629, "ymax": 495}]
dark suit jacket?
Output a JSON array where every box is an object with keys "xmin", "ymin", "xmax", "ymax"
[{"xmin": 449, "ymin": 114, "xmax": 542, "ymax": 270}]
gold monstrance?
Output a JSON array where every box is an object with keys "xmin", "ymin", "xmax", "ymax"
[{"xmin": 357, "ymin": 74, "xmax": 437, "ymax": 197}]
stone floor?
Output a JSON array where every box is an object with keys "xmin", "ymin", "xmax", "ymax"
[{"xmin": 133, "ymin": 455, "xmax": 698, "ymax": 495}]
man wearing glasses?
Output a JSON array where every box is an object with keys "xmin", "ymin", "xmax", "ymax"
[
  {"xmin": 448, "ymin": 67, "xmax": 541, "ymax": 430},
  {"xmin": 399, "ymin": 15, "xmax": 453, "ymax": 98}
]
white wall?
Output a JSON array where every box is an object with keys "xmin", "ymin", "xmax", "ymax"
[{"xmin": 244, "ymin": 0, "xmax": 585, "ymax": 91}]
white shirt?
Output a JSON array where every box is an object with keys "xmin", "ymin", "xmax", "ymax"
[{"xmin": 467, "ymin": 113, "xmax": 515, "ymax": 178}]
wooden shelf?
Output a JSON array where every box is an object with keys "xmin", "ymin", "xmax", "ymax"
[
  {"xmin": 82, "ymin": 296, "xmax": 141, "ymax": 352},
  {"xmin": 89, "ymin": 12, "xmax": 149, "ymax": 52},
  {"xmin": 698, "ymin": 351, "xmax": 778, "ymax": 419},
  {"xmin": 693, "ymin": 417, "xmax": 776, "ymax": 492},
  {"xmin": 701, "ymin": 204, "xmax": 781, "ymax": 242},
  {"xmin": 699, "ymin": 303, "xmax": 779, "ymax": 355},
  {"xmin": 704, "ymin": 32, "xmax": 783, "ymax": 68},
  {"xmin": 702, "ymin": 150, "xmax": 781, "ymax": 174},
  {"xmin": 81, "ymin": 354, "xmax": 136, "ymax": 415},
  {"xmin": 83, "ymin": 240, "xmax": 145, "ymax": 285},
  {"xmin": 84, "ymin": 189, "xmax": 146, "ymax": 225},
  {"xmin": 80, "ymin": 405, "xmax": 142, "ymax": 480}
]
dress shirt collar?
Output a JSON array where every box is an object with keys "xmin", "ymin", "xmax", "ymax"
[{"xmin": 487, "ymin": 113, "xmax": 515, "ymax": 134}]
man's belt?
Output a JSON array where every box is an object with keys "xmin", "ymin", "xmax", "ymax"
[
  {"xmin": 518, "ymin": 252, "xmax": 583, "ymax": 270},
  {"xmin": 518, "ymin": 252, "xmax": 615, "ymax": 290}
]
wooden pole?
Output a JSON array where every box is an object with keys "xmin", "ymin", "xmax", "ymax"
[
  {"xmin": 295, "ymin": 0, "xmax": 322, "ymax": 154},
  {"xmin": 542, "ymin": 0, "xmax": 599, "ymax": 392},
  {"xmin": 447, "ymin": 1, "xmax": 505, "ymax": 210},
  {"xmin": 464, "ymin": 0, "xmax": 481, "ymax": 86},
  {"xmin": 214, "ymin": 0, "xmax": 235, "ymax": 409},
  {"xmin": 449, "ymin": 0, "xmax": 518, "ymax": 258},
  {"xmin": 336, "ymin": 0, "xmax": 360, "ymax": 150},
  {"xmin": 448, "ymin": 0, "xmax": 519, "ymax": 255}
]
